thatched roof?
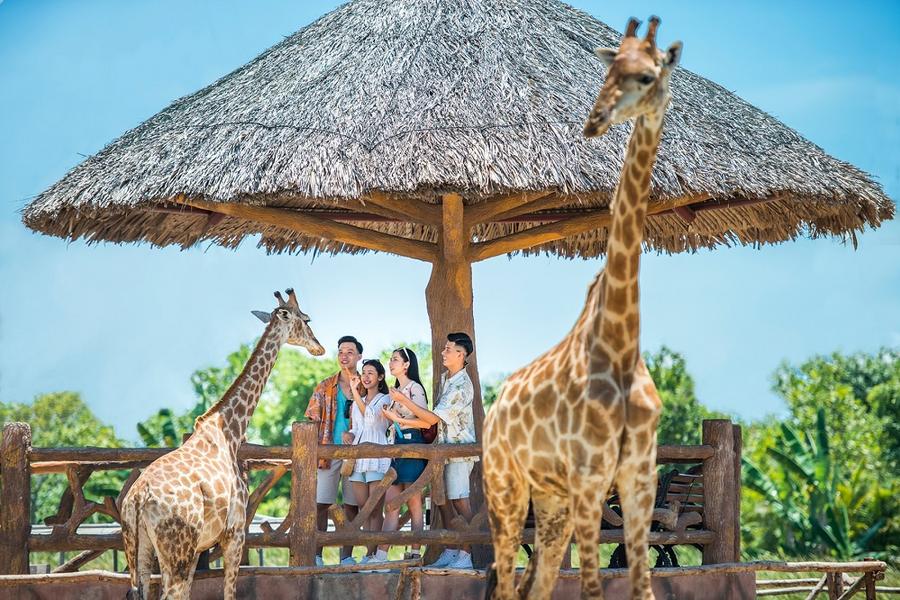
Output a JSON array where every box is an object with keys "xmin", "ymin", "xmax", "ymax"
[{"xmin": 22, "ymin": 0, "xmax": 893, "ymax": 258}]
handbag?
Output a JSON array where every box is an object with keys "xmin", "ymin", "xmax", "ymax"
[{"xmin": 421, "ymin": 422, "xmax": 438, "ymax": 444}]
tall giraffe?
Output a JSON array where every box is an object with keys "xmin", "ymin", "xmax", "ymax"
[
  {"xmin": 121, "ymin": 289, "xmax": 324, "ymax": 600},
  {"xmin": 483, "ymin": 17, "xmax": 682, "ymax": 600}
]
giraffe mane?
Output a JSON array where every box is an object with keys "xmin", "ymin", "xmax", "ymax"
[{"xmin": 194, "ymin": 316, "xmax": 280, "ymax": 427}]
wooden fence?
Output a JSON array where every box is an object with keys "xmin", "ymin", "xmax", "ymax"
[{"xmin": 0, "ymin": 419, "xmax": 742, "ymax": 575}]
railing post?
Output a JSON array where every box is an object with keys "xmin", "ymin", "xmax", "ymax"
[
  {"xmin": 701, "ymin": 419, "xmax": 737, "ymax": 564},
  {"xmin": 290, "ymin": 422, "xmax": 318, "ymax": 566},
  {"xmin": 0, "ymin": 422, "xmax": 32, "ymax": 574}
]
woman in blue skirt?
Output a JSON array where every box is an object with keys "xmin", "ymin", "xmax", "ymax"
[{"xmin": 376, "ymin": 347, "xmax": 430, "ymax": 562}]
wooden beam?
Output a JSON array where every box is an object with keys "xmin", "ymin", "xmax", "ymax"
[
  {"xmin": 468, "ymin": 193, "xmax": 711, "ymax": 262},
  {"xmin": 173, "ymin": 196, "xmax": 438, "ymax": 263},
  {"xmin": 365, "ymin": 190, "xmax": 442, "ymax": 227},
  {"xmin": 489, "ymin": 194, "xmax": 581, "ymax": 223},
  {"xmin": 463, "ymin": 191, "xmax": 551, "ymax": 229}
]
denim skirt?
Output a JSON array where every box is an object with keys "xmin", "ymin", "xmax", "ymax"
[{"xmin": 392, "ymin": 428, "xmax": 428, "ymax": 483}]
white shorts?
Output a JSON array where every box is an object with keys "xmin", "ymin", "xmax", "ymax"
[
  {"xmin": 445, "ymin": 461, "xmax": 475, "ymax": 500},
  {"xmin": 316, "ymin": 460, "xmax": 358, "ymax": 506}
]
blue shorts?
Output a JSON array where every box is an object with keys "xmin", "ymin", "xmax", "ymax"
[{"xmin": 349, "ymin": 470, "xmax": 386, "ymax": 483}]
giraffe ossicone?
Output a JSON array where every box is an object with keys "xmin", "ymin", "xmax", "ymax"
[
  {"xmin": 121, "ymin": 288, "xmax": 324, "ymax": 600},
  {"xmin": 483, "ymin": 16, "xmax": 682, "ymax": 600}
]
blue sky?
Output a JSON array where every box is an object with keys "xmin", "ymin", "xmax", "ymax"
[{"xmin": 1, "ymin": 1, "xmax": 897, "ymax": 440}]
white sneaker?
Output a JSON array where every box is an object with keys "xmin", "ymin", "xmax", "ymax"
[
  {"xmin": 445, "ymin": 551, "xmax": 473, "ymax": 569},
  {"xmin": 360, "ymin": 556, "xmax": 390, "ymax": 573},
  {"xmin": 340, "ymin": 556, "xmax": 357, "ymax": 566},
  {"xmin": 315, "ymin": 555, "xmax": 324, "ymax": 567},
  {"xmin": 427, "ymin": 549, "xmax": 459, "ymax": 568}
]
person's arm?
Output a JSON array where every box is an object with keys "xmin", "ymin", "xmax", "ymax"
[
  {"xmin": 348, "ymin": 374, "xmax": 367, "ymax": 417},
  {"xmin": 382, "ymin": 407, "xmax": 431, "ymax": 429},
  {"xmin": 305, "ymin": 382, "xmax": 324, "ymax": 421},
  {"xmin": 389, "ymin": 388, "xmax": 440, "ymax": 426},
  {"xmin": 431, "ymin": 383, "xmax": 470, "ymax": 428}
]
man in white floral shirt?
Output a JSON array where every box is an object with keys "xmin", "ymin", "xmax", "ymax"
[{"xmin": 388, "ymin": 332, "xmax": 478, "ymax": 569}]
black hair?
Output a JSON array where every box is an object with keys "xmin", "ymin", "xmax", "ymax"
[
  {"xmin": 362, "ymin": 359, "xmax": 389, "ymax": 395},
  {"xmin": 447, "ymin": 332, "xmax": 474, "ymax": 357},
  {"xmin": 337, "ymin": 335, "xmax": 363, "ymax": 354},
  {"xmin": 392, "ymin": 347, "xmax": 428, "ymax": 403}
]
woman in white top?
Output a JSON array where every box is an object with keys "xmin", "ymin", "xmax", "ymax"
[
  {"xmin": 376, "ymin": 347, "xmax": 429, "ymax": 563},
  {"xmin": 347, "ymin": 358, "xmax": 392, "ymax": 559}
]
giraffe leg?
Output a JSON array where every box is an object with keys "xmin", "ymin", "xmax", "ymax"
[
  {"xmin": 573, "ymin": 476, "xmax": 615, "ymax": 600},
  {"xmin": 519, "ymin": 492, "xmax": 573, "ymax": 600},
  {"xmin": 483, "ymin": 439, "xmax": 530, "ymax": 600},
  {"xmin": 614, "ymin": 455, "xmax": 657, "ymax": 600},
  {"xmin": 615, "ymin": 361, "xmax": 661, "ymax": 600},
  {"xmin": 221, "ymin": 528, "xmax": 246, "ymax": 600},
  {"xmin": 154, "ymin": 523, "xmax": 200, "ymax": 600}
]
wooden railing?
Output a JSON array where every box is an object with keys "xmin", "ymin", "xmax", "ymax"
[{"xmin": 0, "ymin": 419, "xmax": 742, "ymax": 574}]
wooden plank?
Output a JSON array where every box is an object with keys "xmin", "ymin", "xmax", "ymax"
[
  {"xmin": 289, "ymin": 423, "xmax": 318, "ymax": 566},
  {"xmin": 442, "ymin": 193, "xmax": 466, "ymax": 262},
  {"xmin": 0, "ymin": 423, "xmax": 32, "ymax": 575},
  {"xmin": 174, "ymin": 196, "xmax": 438, "ymax": 262},
  {"xmin": 468, "ymin": 193, "xmax": 711, "ymax": 262},
  {"xmin": 30, "ymin": 442, "xmax": 709, "ymax": 464},
  {"xmin": 318, "ymin": 442, "xmax": 480, "ymax": 460},
  {"xmin": 463, "ymin": 191, "xmax": 551, "ymax": 228},
  {"xmin": 701, "ymin": 420, "xmax": 737, "ymax": 564}
]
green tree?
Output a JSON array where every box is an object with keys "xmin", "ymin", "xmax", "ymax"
[
  {"xmin": 743, "ymin": 408, "xmax": 890, "ymax": 559},
  {"xmin": 771, "ymin": 348, "xmax": 900, "ymax": 475},
  {"xmin": 643, "ymin": 346, "xmax": 726, "ymax": 445},
  {"xmin": 742, "ymin": 348, "xmax": 900, "ymax": 559},
  {"xmin": 0, "ymin": 392, "xmax": 126, "ymax": 522}
]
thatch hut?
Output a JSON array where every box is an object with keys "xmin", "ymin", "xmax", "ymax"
[{"xmin": 22, "ymin": 0, "xmax": 893, "ymax": 433}]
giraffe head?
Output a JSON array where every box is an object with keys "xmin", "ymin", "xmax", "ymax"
[
  {"xmin": 252, "ymin": 288, "xmax": 325, "ymax": 355},
  {"xmin": 583, "ymin": 16, "xmax": 682, "ymax": 138}
]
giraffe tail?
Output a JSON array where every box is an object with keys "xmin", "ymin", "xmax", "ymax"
[
  {"xmin": 483, "ymin": 562, "xmax": 498, "ymax": 600},
  {"xmin": 124, "ymin": 492, "xmax": 144, "ymax": 600}
]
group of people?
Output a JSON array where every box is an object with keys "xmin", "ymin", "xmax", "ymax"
[{"xmin": 304, "ymin": 332, "xmax": 478, "ymax": 570}]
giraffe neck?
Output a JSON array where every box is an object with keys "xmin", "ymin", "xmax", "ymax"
[
  {"xmin": 196, "ymin": 319, "xmax": 287, "ymax": 454},
  {"xmin": 591, "ymin": 110, "xmax": 664, "ymax": 389}
]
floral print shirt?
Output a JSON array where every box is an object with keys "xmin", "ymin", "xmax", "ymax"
[{"xmin": 432, "ymin": 369, "xmax": 479, "ymax": 464}]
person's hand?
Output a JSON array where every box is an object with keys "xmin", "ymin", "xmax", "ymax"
[
  {"xmin": 382, "ymin": 407, "xmax": 401, "ymax": 422},
  {"xmin": 348, "ymin": 374, "xmax": 361, "ymax": 391},
  {"xmin": 342, "ymin": 431, "xmax": 354, "ymax": 445},
  {"xmin": 389, "ymin": 388, "xmax": 410, "ymax": 405}
]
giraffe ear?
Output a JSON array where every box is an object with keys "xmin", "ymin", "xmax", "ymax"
[
  {"xmin": 251, "ymin": 310, "xmax": 271, "ymax": 323},
  {"xmin": 662, "ymin": 41, "xmax": 682, "ymax": 69},
  {"xmin": 594, "ymin": 47, "xmax": 617, "ymax": 67}
]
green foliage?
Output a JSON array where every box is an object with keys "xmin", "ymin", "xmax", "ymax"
[
  {"xmin": 743, "ymin": 408, "xmax": 889, "ymax": 559},
  {"xmin": 0, "ymin": 392, "xmax": 126, "ymax": 522},
  {"xmin": 772, "ymin": 348, "xmax": 900, "ymax": 475},
  {"xmin": 643, "ymin": 346, "xmax": 727, "ymax": 445},
  {"xmin": 742, "ymin": 348, "xmax": 900, "ymax": 560}
]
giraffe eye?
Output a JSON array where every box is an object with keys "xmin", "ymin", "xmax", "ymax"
[{"xmin": 637, "ymin": 73, "xmax": 655, "ymax": 85}]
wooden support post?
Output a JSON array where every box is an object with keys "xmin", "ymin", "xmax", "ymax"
[
  {"xmin": 864, "ymin": 571, "xmax": 876, "ymax": 600},
  {"xmin": 424, "ymin": 192, "xmax": 490, "ymax": 568},
  {"xmin": 289, "ymin": 422, "xmax": 318, "ymax": 566},
  {"xmin": 0, "ymin": 422, "xmax": 32, "ymax": 574},
  {"xmin": 701, "ymin": 420, "xmax": 737, "ymax": 564},
  {"xmin": 827, "ymin": 572, "xmax": 843, "ymax": 599},
  {"xmin": 732, "ymin": 423, "xmax": 742, "ymax": 560}
]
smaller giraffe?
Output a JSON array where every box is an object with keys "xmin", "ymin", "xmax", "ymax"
[
  {"xmin": 483, "ymin": 16, "xmax": 682, "ymax": 600},
  {"xmin": 121, "ymin": 289, "xmax": 324, "ymax": 600}
]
